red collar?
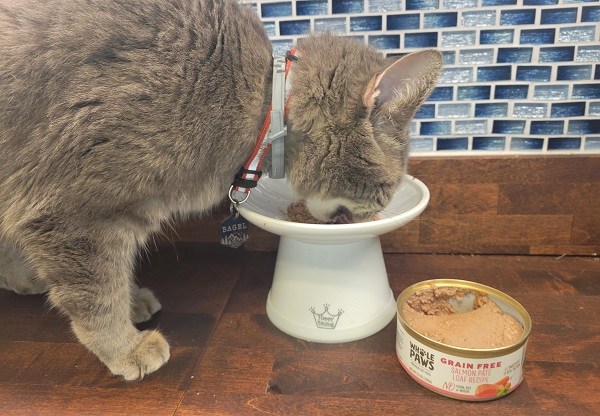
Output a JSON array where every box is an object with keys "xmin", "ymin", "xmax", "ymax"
[{"xmin": 229, "ymin": 49, "xmax": 298, "ymax": 203}]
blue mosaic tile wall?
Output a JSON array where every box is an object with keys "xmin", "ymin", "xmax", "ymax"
[{"xmin": 247, "ymin": 0, "xmax": 600, "ymax": 154}]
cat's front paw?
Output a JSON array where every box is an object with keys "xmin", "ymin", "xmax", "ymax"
[
  {"xmin": 132, "ymin": 287, "xmax": 162, "ymax": 323},
  {"xmin": 108, "ymin": 330, "xmax": 170, "ymax": 380}
]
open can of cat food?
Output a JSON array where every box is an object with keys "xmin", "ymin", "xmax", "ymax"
[{"xmin": 395, "ymin": 279, "xmax": 531, "ymax": 401}]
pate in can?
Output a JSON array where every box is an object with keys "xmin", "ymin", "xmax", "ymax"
[{"xmin": 395, "ymin": 279, "xmax": 532, "ymax": 401}]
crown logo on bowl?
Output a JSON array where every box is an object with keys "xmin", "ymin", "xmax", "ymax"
[{"xmin": 309, "ymin": 303, "xmax": 344, "ymax": 329}]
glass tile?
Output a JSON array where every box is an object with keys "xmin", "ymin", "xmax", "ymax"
[
  {"xmin": 497, "ymin": 48, "xmax": 533, "ymax": 63},
  {"xmin": 296, "ymin": 0, "xmax": 328, "ymax": 16},
  {"xmin": 500, "ymin": 9, "xmax": 536, "ymax": 25},
  {"xmin": 314, "ymin": 18, "xmax": 347, "ymax": 33},
  {"xmin": 476, "ymin": 103, "xmax": 508, "ymax": 117},
  {"xmin": 480, "ymin": 30, "xmax": 514, "ymax": 44},
  {"xmin": 581, "ymin": 6, "xmax": 600, "ymax": 22},
  {"xmin": 442, "ymin": 51, "xmax": 456, "ymax": 65},
  {"xmin": 572, "ymin": 84, "xmax": 600, "ymax": 99},
  {"xmin": 332, "ymin": 0, "xmax": 364, "ymax": 14},
  {"xmin": 438, "ymin": 103, "xmax": 471, "ymax": 118},
  {"xmin": 404, "ymin": 32, "xmax": 438, "ymax": 48},
  {"xmin": 559, "ymin": 26, "xmax": 596, "ymax": 43},
  {"xmin": 444, "ymin": 0, "xmax": 477, "ymax": 7},
  {"xmin": 495, "ymin": 85, "xmax": 529, "ymax": 100},
  {"xmin": 369, "ymin": 0, "xmax": 402, "ymax": 12},
  {"xmin": 568, "ymin": 120, "xmax": 600, "ymax": 134},
  {"xmin": 461, "ymin": 11, "xmax": 497, "ymax": 26},
  {"xmin": 510, "ymin": 138, "xmax": 544, "ymax": 150},
  {"xmin": 415, "ymin": 104, "xmax": 436, "ymax": 119},
  {"xmin": 455, "ymin": 120, "xmax": 488, "ymax": 134},
  {"xmin": 420, "ymin": 121, "xmax": 452, "ymax": 135},
  {"xmin": 516, "ymin": 66, "xmax": 552, "ymax": 82},
  {"xmin": 457, "ymin": 86, "xmax": 490, "ymax": 100},
  {"xmin": 520, "ymin": 29, "xmax": 555, "ymax": 44},
  {"xmin": 368, "ymin": 35, "xmax": 400, "ymax": 49},
  {"xmin": 271, "ymin": 40, "xmax": 294, "ymax": 56},
  {"xmin": 540, "ymin": 8, "xmax": 577, "ymax": 24},
  {"xmin": 539, "ymin": 47, "xmax": 575, "ymax": 62},
  {"xmin": 477, "ymin": 66, "xmax": 512, "ymax": 82},
  {"xmin": 530, "ymin": 121, "xmax": 564, "ymax": 135},
  {"xmin": 493, "ymin": 120, "xmax": 526, "ymax": 134},
  {"xmin": 557, "ymin": 65, "xmax": 593, "ymax": 81},
  {"xmin": 428, "ymin": 87, "xmax": 454, "ymax": 101},
  {"xmin": 424, "ymin": 12, "xmax": 458, "ymax": 28},
  {"xmin": 350, "ymin": 16, "xmax": 382, "ymax": 31},
  {"xmin": 437, "ymin": 138, "xmax": 469, "ymax": 150},
  {"xmin": 585, "ymin": 137, "xmax": 600, "ymax": 150},
  {"xmin": 406, "ymin": 0, "xmax": 440, "ymax": 10},
  {"xmin": 551, "ymin": 102, "xmax": 586, "ymax": 117},
  {"xmin": 387, "ymin": 14, "xmax": 420, "ymax": 30},
  {"xmin": 442, "ymin": 31, "xmax": 476, "ymax": 47},
  {"xmin": 482, "ymin": 0, "xmax": 516, "ymax": 4},
  {"xmin": 524, "ymin": 0, "xmax": 557, "ymax": 4},
  {"xmin": 263, "ymin": 22, "xmax": 276, "ymax": 37},
  {"xmin": 440, "ymin": 67, "xmax": 472, "ymax": 83},
  {"xmin": 513, "ymin": 103, "xmax": 548, "ymax": 118},
  {"xmin": 576, "ymin": 46, "xmax": 600, "ymax": 63},
  {"xmin": 533, "ymin": 85, "xmax": 569, "ymax": 100},
  {"xmin": 589, "ymin": 102, "xmax": 600, "ymax": 116},
  {"xmin": 473, "ymin": 137, "xmax": 506, "ymax": 150},
  {"xmin": 410, "ymin": 138, "xmax": 434, "ymax": 152},
  {"xmin": 548, "ymin": 138, "xmax": 581, "ymax": 150},
  {"xmin": 279, "ymin": 20, "xmax": 311, "ymax": 36},
  {"xmin": 261, "ymin": 2, "xmax": 292, "ymax": 17},
  {"xmin": 459, "ymin": 49, "xmax": 494, "ymax": 65}
]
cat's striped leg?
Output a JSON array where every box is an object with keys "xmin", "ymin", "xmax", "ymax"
[{"xmin": 20, "ymin": 220, "xmax": 169, "ymax": 380}]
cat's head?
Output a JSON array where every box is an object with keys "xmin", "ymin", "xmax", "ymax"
[{"xmin": 284, "ymin": 34, "xmax": 442, "ymax": 222}]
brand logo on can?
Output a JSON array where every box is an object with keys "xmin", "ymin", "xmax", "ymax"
[{"xmin": 410, "ymin": 341, "xmax": 435, "ymax": 370}]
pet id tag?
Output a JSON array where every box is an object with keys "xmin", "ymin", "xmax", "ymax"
[{"xmin": 220, "ymin": 206, "xmax": 250, "ymax": 249}]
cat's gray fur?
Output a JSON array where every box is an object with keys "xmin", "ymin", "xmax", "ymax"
[{"xmin": 0, "ymin": 0, "xmax": 442, "ymax": 379}]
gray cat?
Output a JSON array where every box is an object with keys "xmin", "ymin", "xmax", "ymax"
[{"xmin": 0, "ymin": 0, "xmax": 442, "ymax": 379}]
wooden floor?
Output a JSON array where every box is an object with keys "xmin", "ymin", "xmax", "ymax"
[{"xmin": 1, "ymin": 243, "xmax": 598, "ymax": 415}]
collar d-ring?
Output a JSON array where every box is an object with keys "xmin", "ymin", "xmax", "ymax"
[{"xmin": 228, "ymin": 185, "xmax": 250, "ymax": 206}]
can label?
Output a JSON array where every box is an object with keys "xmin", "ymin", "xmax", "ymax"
[{"xmin": 396, "ymin": 318, "xmax": 527, "ymax": 401}]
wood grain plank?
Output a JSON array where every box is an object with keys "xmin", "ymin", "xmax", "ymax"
[
  {"xmin": 176, "ymin": 387, "xmax": 541, "ymax": 416},
  {"xmin": 498, "ymin": 183, "xmax": 600, "ymax": 215},
  {"xmin": 0, "ymin": 384, "xmax": 184, "ymax": 416},
  {"xmin": 420, "ymin": 215, "xmax": 573, "ymax": 245},
  {"xmin": 409, "ymin": 155, "xmax": 598, "ymax": 185},
  {"xmin": 530, "ymin": 245, "xmax": 600, "ymax": 256},
  {"xmin": 526, "ymin": 361, "xmax": 600, "ymax": 414},
  {"xmin": 0, "ymin": 341, "xmax": 201, "ymax": 391},
  {"xmin": 189, "ymin": 346, "xmax": 275, "ymax": 394},
  {"xmin": 571, "ymin": 214, "xmax": 600, "ymax": 245},
  {"xmin": 425, "ymin": 183, "xmax": 499, "ymax": 216}
]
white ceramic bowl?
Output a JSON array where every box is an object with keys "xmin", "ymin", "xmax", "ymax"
[{"xmin": 238, "ymin": 175, "xmax": 430, "ymax": 343}]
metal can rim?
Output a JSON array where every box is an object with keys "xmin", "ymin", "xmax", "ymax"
[{"xmin": 397, "ymin": 279, "xmax": 532, "ymax": 358}]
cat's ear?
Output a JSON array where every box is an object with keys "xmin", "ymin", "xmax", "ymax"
[{"xmin": 363, "ymin": 50, "xmax": 443, "ymax": 119}]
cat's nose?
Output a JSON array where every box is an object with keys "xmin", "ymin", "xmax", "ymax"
[{"xmin": 331, "ymin": 205, "xmax": 354, "ymax": 224}]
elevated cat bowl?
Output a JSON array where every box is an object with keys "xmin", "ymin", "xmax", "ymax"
[{"xmin": 238, "ymin": 175, "xmax": 429, "ymax": 343}]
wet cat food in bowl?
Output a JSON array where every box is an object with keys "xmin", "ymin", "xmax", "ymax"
[
  {"xmin": 395, "ymin": 279, "xmax": 531, "ymax": 401},
  {"xmin": 286, "ymin": 200, "xmax": 379, "ymax": 224}
]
